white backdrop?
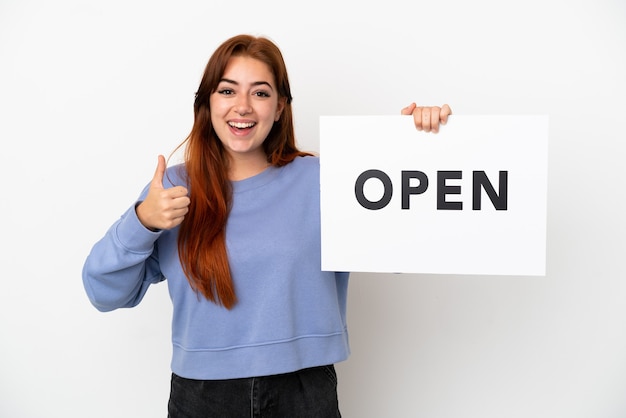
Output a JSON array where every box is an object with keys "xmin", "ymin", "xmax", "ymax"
[{"xmin": 1, "ymin": 1, "xmax": 625, "ymax": 417}]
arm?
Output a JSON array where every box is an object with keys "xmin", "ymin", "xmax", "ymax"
[
  {"xmin": 82, "ymin": 156, "xmax": 190, "ymax": 312},
  {"xmin": 82, "ymin": 205, "xmax": 164, "ymax": 312}
]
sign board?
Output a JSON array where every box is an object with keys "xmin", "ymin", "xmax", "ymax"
[{"xmin": 320, "ymin": 115, "xmax": 548, "ymax": 276}]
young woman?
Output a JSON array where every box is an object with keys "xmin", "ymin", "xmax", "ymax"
[{"xmin": 82, "ymin": 34, "xmax": 451, "ymax": 417}]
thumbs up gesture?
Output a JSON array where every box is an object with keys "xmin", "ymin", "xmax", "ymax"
[{"xmin": 136, "ymin": 155, "xmax": 190, "ymax": 231}]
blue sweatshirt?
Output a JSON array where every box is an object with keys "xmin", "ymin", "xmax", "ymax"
[{"xmin": 82, "ymin": 156, "xmax": 350, "ymax": 380}]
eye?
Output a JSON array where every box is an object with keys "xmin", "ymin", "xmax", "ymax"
[
  {"xmin": 217, "ymin": 89, "xmax": 234, "ymax": 95},
  {"xmin": 254, "ymin": 90, "xmax": 271, "ymax": 98}
]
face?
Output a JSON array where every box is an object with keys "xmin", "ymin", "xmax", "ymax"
[{"xmin": 210, "ymin": 55, "xmax": 285, "ymax": 164}]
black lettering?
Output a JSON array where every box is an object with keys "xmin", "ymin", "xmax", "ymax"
[
  {"xmin": 401, "ymin": 171, "xmax": 429, "ymax": 209},
  {"xmin": 473, "ymin": 171, "xmax": 508, "ymax": 210},
  {"xmin": 355, "ymin": 169, "xmax": 393, "ymax": 210},
  {"xmin": 437, "ymin": 171, "xmax": 463, "ymax": 210}
]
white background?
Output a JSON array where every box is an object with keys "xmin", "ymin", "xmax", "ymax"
[{"xmin": 1, "ymin": 0, "xmax": 624, "ymax": 417}]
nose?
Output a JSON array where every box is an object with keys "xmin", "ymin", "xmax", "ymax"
[{"xmin": 235, "ymin": 94, "xmax": 252, "ymax": 116}]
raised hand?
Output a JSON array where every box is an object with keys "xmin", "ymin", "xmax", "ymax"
[
  {"xmin": 136, "ymin": 155, "xmax": 190, "ymax": 231},
  {"xmin": 401, "ymin": 103, "xmax": 452, "ymax": 133}
]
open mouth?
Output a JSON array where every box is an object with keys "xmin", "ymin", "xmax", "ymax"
[{"xmin": 228, "ymin": 121, "xmax": 256, "ymax": 130}]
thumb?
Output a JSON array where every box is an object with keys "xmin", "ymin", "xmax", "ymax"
[
  {"xmin": 150, "ymin": 155, "xmax": 166, "ymax": 189},
  {"xmin": 401, "ymin": 102, "xmax": 417, "ymax": 115}
]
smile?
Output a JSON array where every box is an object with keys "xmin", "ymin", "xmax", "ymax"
[{"xmin": 228, "ymin": 121, "xmax": 256, "ymax": 129}]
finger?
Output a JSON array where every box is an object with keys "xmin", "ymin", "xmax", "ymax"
[
  {"xmin": 439, "ymin": 104, "xmax": 452, "ymax": 125},
  {"xmin": 171, "ymin": 194, "xmax": 191, "ymax": 210},
  {"xmin": 421, "ymin": 108, "xmax": 432, "ymax": 132},
  {"xmin": 413, "ymin": 107, "xmax": 423, "ymax": 130},
  {"xmin": 151, "ymin": 155, "xmax": 166, "ymax": 189},
  {"xmin": 431, "ymin": 107, "xmax": 442, "ymax": 133},
  {"xmin": 401, "ymin": 102, "xmax": 417, "ymax": 115},
  {"xmin": 165, "ymin": 203, "xmax": 190, "ymax": 226},
  {"xmin": 168, "ymin": 186, "xmax": 189, "ymax": 199},
  {"xmin": 172, "ymin": 205, "xmax": 190, "ymax": 218},
  {"xmin": 166, "ymin": 209, "xmax": 188, "ymax": 223}
]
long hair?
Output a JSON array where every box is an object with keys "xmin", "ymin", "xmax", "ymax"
[{"xmin": 177, "ymin": 34, "xmax": 310, "ymax": 309}]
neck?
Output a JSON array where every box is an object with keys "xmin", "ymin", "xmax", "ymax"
[{"xmin": 227, "ymin": 153, "xmax": 270, "ymax": 181}]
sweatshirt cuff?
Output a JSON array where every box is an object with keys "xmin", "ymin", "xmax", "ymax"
[{"xmin": 114, "ymin": 203, "xmax": 162, "ymax": 253}]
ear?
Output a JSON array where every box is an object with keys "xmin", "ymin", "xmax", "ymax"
[{"xmin": 275, "ymin": 97, "xmax": 287, "ymax": 121}]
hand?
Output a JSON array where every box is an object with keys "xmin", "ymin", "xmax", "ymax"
[
  {"xmin": 136, "ymin": 155, "xmax": 190, "ymax": 231},
  {"xmin": 401, "ymin": 103, "xmax": 452, "ymax": 133}
]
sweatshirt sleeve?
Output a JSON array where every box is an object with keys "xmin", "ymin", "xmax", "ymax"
[{"xmin": 82, "ymin": 203, "xmax": 165, "ymax": 312}]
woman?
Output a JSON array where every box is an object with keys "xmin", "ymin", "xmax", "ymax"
[{"xmin": 83, "ymin": 34, "xmax": 451, "ymax": 417}]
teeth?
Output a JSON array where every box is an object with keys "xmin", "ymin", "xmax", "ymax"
[{"xmin": 229, "ymin": 121, "xmax": 256, "ymax": 129}]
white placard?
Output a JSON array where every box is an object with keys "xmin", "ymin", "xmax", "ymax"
[{"xmin": 320, "ymin": 115, "xmax": 548, "ymax": 276}]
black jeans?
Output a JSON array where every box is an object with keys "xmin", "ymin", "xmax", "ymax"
[{"xmin": 167, "ymin": 365, "xmax": 341, "ymax": 418}]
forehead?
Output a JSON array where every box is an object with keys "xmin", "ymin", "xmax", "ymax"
[{"xmin": 221, "ymin": 55, "xmax": 276, "ymax": 84}]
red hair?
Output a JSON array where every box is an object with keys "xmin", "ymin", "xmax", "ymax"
[{"xmin": 176, "ymin": 34, "xmax": 310, "ymax": 309}]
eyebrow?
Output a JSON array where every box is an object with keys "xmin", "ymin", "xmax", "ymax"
[{"xmin": 219, "ymin": 78, "xmax": 274, "ymax": 91}]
